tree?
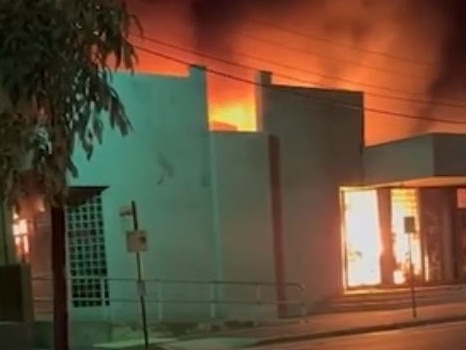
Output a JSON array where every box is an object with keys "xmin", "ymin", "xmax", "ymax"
[
  {"xmin": 0, "ymin": 1, "xmax": 139, "ymax": 349},
  {"xmin": 0, "ymin": 0, "xmax": 139, "ymax": 206}
]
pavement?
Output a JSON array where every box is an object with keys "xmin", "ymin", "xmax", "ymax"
[
  {"xmin": 251, "ymin": 321, "xmax": 466, "ymax": 349},
  {"xmin": 35, "ymin": 321, "xmax": 466, "ymax": 350},
  {"xmin": 159, "ymin": 302, "xmax": 466, "ymax": 350}
]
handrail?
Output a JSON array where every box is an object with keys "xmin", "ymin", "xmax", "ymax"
[
  {"xmin": 32, "ymin": 275, "xmax": 305, "ymax": 290},
  {"xmin": 32, "ymin": 275, "xmax": 308, "ymax": 323}
]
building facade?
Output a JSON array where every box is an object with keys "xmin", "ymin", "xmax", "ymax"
[
  {"xmin": 6, "ymin": 66, "xmax": 466, "ymax": 337},
  {"xmin": 342, "ymin": 134, "xmax": 466, "ymax": 290}
]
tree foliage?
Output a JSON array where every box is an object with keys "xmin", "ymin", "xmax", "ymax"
[{"xmin": 0, "ymin": 0, "xmax": 139, "ymax": 206}]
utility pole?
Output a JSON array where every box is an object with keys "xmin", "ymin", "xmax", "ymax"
[
  {"xmin": 120, "ymin": 201, "xmax": 149, "ymax": 350},
  {"xmin": 130, "ymin": 201, "xmax": 150, "ymax": 350}
]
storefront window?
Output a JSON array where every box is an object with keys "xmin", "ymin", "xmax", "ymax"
[
  {"xmin": 391, "ymin": 189, "xmax": 422, "ymax": 284},
  {"xmin": 341, "ymin": 186, "xmax": 459, "ymax": 289},
  {"xmin": 419, "ymin": 188, "xmax": 453, "ymax": 283}
]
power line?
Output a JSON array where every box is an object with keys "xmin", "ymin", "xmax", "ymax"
[
  {"xmin": 246, "ymin": 18, "xmax": 436, "ymax": 67},
  {"xmin": 136, "ymin": 34, "xmax": 414, "ymax": 97},
  {"xmin": 240, "ymin": 32, "xmax": 429, "ymax": 80},
  {"xmin": 133, "ymin": 44, "xmax": 466, "ymax": 126},
  {"xmin": 133, "ymin": 34, "xmax": 466, "ymax": 110},
  {"xmin": 131, "ymin": 2, "xmax": 434, "ymax": 71}
]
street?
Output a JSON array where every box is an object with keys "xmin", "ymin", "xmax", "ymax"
[{"xmin": 255, "ymin": 321, "xmax": 466, "ymax": 350}]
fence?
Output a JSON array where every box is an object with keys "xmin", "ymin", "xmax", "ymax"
[{"xmin": 32, "ymin": 276, "xmax": 308, "ymax": 323}]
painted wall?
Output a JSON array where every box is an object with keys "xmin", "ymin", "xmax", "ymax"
[
  {"xmin": 68, "ymin": 67, "xmax": 279, "ymax": 324},
  {"xmin": 209, "ymin": 132, "xmax": 276, "ymax": 320},
  {"xmin": 260, "ymin": 76, "xmax": 364, "ymax": 307},
  {"xmin": 364, "ymin": 133, "xmax": 466, "ymax": 185},
  {"xmin": 70, "ymin": 66, "xmax": 216, "ymax": 322},
  {"xmin": 364, "ymin": 134, "xmax": 435, "ymax": 185}
]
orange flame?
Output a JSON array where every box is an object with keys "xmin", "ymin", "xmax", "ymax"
[
  {"xmin": 210, "ymin": 101, "xmax": 256, "ymax": 132},
  {"xmin": 342, "ymin": 188, "xmax": 423, "ymax": 288}
]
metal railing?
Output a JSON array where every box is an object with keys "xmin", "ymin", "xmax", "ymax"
[{"xmin": 32, "ymin": 275, "xmax": 308, "ymax": 323}]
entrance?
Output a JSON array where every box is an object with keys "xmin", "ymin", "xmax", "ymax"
[
  {"xmin": 341, "ymin": 188, "xmax": 423, "ymax": 288},
  {"xmin": 341, "ymin": 189, "xmax": 381, "ymax": 287}
]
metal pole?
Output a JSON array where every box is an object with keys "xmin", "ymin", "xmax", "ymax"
[
  {"xmin": 407, "ymin": 233, "xmax": 418, "ymax": 319},
  {"xmin": 131, "ymin": 201, "xmax": 149, "ymax": 350}
]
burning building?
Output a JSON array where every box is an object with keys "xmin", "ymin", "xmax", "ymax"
[{"xmin": 5, "ymin": 64, "xmax": 466, "ymax": 347}]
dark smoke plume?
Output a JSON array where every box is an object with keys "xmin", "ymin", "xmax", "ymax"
[
  {"xmin": 428, "ymin": 0, "xmax": 466, "ymax": 98},
  {"xmin": 134, "ymin": 0, "xmax": 466, "ymax": 143},
  {"xmin": 187, "ymin": 0, "xmax": 466, "ymax": 96}
]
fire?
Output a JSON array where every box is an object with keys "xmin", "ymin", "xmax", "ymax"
[
  {"xmin": 342, "ymin": 189, "xmax": 382, "ymax": 287},
  {"xmin": 342, "ymin": 188, "xmax": 423, "ymax": 288},
  {"xmin": 209, "ymin": 101, "xmax": 256, "ymax": 132},
  {"xmin": 390, "ymin": 189, "xmax": 422, "ymax": 283},
  {"xmin": 12, "ymin": 212, "xmax": 30, "ymax": 262}
]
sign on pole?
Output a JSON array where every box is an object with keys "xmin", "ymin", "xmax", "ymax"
[
  {"xmin": 404, "ymin": 216, "xmax": 416, "ymax": 234},
  {"xmin": 126, "ymin": 230, "xmax": 148, "ymax": 253},
  {"xmin": 119, "ymin": 205, "xmax": 133, "ymax": 218}
]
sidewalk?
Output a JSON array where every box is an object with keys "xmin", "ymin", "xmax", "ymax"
[{"xmin": 160, "ymin": 302, "xmax": 466, "ymax": 349}]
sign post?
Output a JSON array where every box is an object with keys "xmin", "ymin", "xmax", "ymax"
[
  {"xmin": 404, "ymin": 216, "xmax": 418, "ymax": 319},
  {"xmin": 120, "ymin": 201, "xmax": 149, "ymax": 350}
]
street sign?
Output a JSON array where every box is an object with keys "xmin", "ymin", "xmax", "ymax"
[
  {"xmin": 404, "ymin": 216, "xmax": 416, "ymax": 234},
  {"xmin": 126, "ymin": 230, "xmax": 148, "ymax": 253},
  {"xmin": 119, "ymin": 205, "xmax": 133, "ymax": 217}
]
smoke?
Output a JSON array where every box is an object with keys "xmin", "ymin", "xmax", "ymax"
[
  {"xmin": 132, "ymin": 0, "xmax": 466, "ymax": 144},
  {"xmin": 428, "ymin": 0, "xmax": 466, "ymax": 97}
]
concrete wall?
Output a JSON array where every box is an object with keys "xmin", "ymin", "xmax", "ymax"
[
  {"xmin": 260, "ymin": 77, "xmax": 364, "ymax": 306},
  {"xmin": 70, "ymin": 66, "xmax": 216, "ymax": 322},
  {"xmin": 210, "ymin": 132, "xmax": 276, "ymax": 320},
  {"xmin": 364, "ymin": 134, "xmax": 435, "ymax": 185}
]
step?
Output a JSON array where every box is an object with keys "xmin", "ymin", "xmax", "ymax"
[
  {"xmin": 315, "ymin": 285, "xmax": 466, "ymax": 313},
  {"xmin": 337, "ymin": 285, "xmax": 465, "ymax": 302},
  {"xmin": 93, "ymin": 337, "xmax": 175, "ymax": 349}
]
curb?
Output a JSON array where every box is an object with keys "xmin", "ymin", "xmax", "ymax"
[{"xmin": 252, "ymin": 314, "xmax": 466, "ymax": 347}]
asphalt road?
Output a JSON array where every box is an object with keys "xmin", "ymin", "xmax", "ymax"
[{"xmin": 256, "ymin": 321, "xmax": 466, "ymax": 350}]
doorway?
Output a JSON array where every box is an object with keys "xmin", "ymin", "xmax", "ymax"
[{"xmin": 341, "ymin": 189, "xmax": 382, "ymax": 287}]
